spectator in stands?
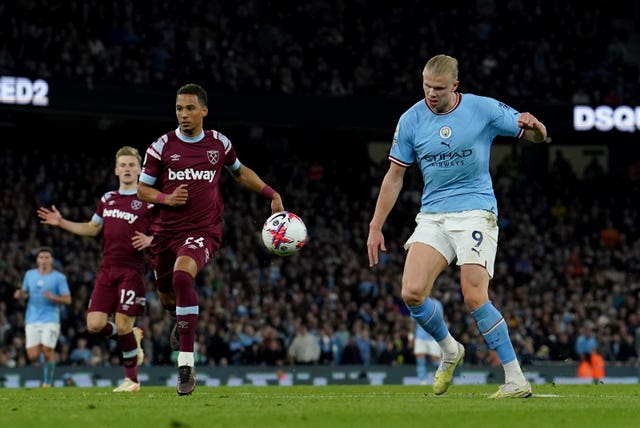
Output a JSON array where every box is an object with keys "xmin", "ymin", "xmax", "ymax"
[
  {"xmin": 575, "ymin": 324, "xmax": 598, "ymax": 359},
  {"xmin": 317, "ymin": 326, "xmax": 335, "ymax": 365},
  {"xmin": 258, "ymin": 325, "xmax": 286, "ymax": 366},
  {"xmin": 69, "ymin": 337, "xmax": 91, "ymax": 365},
  {"xmin": 340, "ymin": 336, "xmax": 364, "ymax": 365},
  {"xmin": 287, "ymin": 322, "xmax": 320, "ymax": 365}
]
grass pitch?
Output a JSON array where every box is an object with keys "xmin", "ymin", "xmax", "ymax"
[{"xmin": 1, "ymin": 384, "xmax": 638, "ymax": 428}]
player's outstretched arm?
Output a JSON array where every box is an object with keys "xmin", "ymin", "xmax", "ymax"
[{"xmin": 37, "ymin": 205, "xmax": 101, "ymax": 237}]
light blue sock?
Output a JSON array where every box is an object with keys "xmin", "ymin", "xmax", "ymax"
[
  {"xmin": 472, "ymin": 301, "xmax": 516, "ymax": 364},
  {"xmin": 416, "ymin": 356, "xmax": 427, "ymax": 380},
  {"xmin": 408, "ymin": 298, "xmax": 448, "ymax": 341},
  {"xmin": 43, "ymin": 360, "xmax": 56, "ymax": 385}
]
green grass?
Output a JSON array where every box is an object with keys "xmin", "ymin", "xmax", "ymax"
[{"xmin": 1, "ymin": 384, "xmax": 638, "ymax": 428}]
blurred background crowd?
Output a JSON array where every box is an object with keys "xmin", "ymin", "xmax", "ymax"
[
  {"xmin": 0, "ymin": 0, "xmax": 639, "ymax": 372},
  {"xmin": 1, "ymin": 0, "xmax": 638, "ymax": 105}
]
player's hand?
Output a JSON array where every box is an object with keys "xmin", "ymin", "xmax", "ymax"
[
  {"xmin": 270, "ymin": 193, "xmax": 284, "ymax": 214},
  {"xmin": 518, "ymin": 112, "xmax": 548, "ymax": 143},
  {"xmin": 132, "ymin": 231, "xmax": 153, "ymax": 250},
  {"xmin": 367, "ymin": 227, "xmax": 387, "ymax": 267},
  {"xmin": 165, "ymin": 184, "xmax": 189, "ymax": 206},
  {"xmin": 43, "ymin": 290, "xmax": 54, "ymax": 300},
  {"xmin": 517, "ymin": 112, "xmax": 546, "ymax": 134},
  {"xmin": 37, "ymin": 205, "xmax": 63, "ymax": 226}
]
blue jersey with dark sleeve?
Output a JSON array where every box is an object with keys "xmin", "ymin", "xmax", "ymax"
[{"xmin": 389, "ymin": 93, "xmax": 524, "ymax": 216}]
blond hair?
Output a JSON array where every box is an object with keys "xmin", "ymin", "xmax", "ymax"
[
  {"xmin": 424, "ymin": 54, "xmax": 459, "ymax": 81},
  {"xmin": 115, "ymin": 146, "xmax": 142, "ymax": 165}
]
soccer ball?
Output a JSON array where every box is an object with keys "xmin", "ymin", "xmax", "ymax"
[{"xmin": 261, "ymin": 211, "xmax": 307, "ymax": 256}]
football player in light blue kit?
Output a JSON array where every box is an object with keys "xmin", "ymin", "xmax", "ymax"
[
  {"xmin": 367, "ymin": 54, "xmax": 547, "ymax": 398},
  {"xmin": 13, "ymin": 247, "xmax": 71, "ymax": 387}
]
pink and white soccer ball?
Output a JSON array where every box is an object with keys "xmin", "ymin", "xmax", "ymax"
[{"xmin": 261, "ymin": 211, "xmax": 308, "ymax": 256}]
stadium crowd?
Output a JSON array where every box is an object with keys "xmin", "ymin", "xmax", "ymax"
[
  {"xmin": 0, "ymin": 137, "xmax": 638, "ymax": 370},
  {"xmin": 1, "ymin": 0, "xmax": 638, "ymax": 106}
]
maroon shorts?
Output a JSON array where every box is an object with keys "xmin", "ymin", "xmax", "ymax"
[
  {"xmin": 89, "ymin": 264, "xmax": 147, "ymax": 316},
  {"xmin": 150, "ymin": 230, "xmax": 222, "ymax": 291}
]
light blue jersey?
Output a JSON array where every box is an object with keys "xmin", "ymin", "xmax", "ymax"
[
  {"xmin": 22, "ymin": 269, "xmax": 70, "ymax": 324},
  {"xmin": 389, "ymin": 93, "xmax": 524, "ymax": 216}
]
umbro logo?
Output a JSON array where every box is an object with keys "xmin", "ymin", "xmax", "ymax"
[{"xmin": 170, "ymin": 154, "xmax": 181, "ymax": 161}]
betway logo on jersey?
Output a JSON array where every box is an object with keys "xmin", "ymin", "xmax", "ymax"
[
  {"xmin": 168, "ymin": 168, "xmax": 216, "ymax": 183},
  {"xmin": 103, "ymin": 209, "xmax": 138, "ymax": 224}
]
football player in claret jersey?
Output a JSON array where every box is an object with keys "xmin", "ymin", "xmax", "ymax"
[
  {"xmin": 137, "ymin": 83, "xmax": 284, "ymax": 395},
  {"xmin": 14, "ymin": 247, "xmax": 71, "ymax": 388},
  {"xmin": 37, "ymin": 146, "xmax": 153, "ymax": 392},
  {"xmin": 367, "ymin": 54, "xmax": 547, "ymax": 399}
]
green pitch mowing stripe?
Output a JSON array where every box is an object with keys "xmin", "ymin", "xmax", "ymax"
[{"xmin": 1, "ymin": 384, "xmax": 638, "ymax": 428}]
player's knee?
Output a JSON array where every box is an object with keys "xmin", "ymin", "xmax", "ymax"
[
  {"xmin": 461, "ymin": 283, "xmax": 489, "ymax": 310},
  {"xmin": 86, "ymin": 321, "xmax": 105, "ymax": 335},
  {"xmin": 27, "ymin": 350, "xmax": 40, "ymax": 362},
  {"xmin": 401, "ymin": 286, "xmax": 427, "ymax": 307}
]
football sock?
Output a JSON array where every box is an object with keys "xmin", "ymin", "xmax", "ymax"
[
  {"xmin": 44, "ymin": 360, "xmax": 55, "ymax": 385},
  {"xmin": 174, "ymin": 271, "xmax": 198, "ymax": 353},
  {"xmin": 504, "ymin": 359, "xmax": 527, "ymax": 384},
  {"xmin": 118, "ymin": 331, "xmax": 139, "ymax": 382},
  {"xmin": 472, "ymin": 301, "xmax": 517, "ymax": 364},
  {"xmin": 409, "ymin": 298, "xmax": 458, "ymax": 354},
  {"xmin": 416, "ymin": 356, "xmax": 427, "ymax": 381},
  {"xmin": 178, "ymin": 352, "xmax": 195, "ymax": 367},
  {"xmin": 437, "ymin": 334, "xmax": 459, "ymax": 356},
  {"xmin": 408, "ymin": 298, "xmax": 448, "ymax": 340},
  {"xmin": 98, "ymin": 321, "xmax": 117, "ymax": 337}
]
